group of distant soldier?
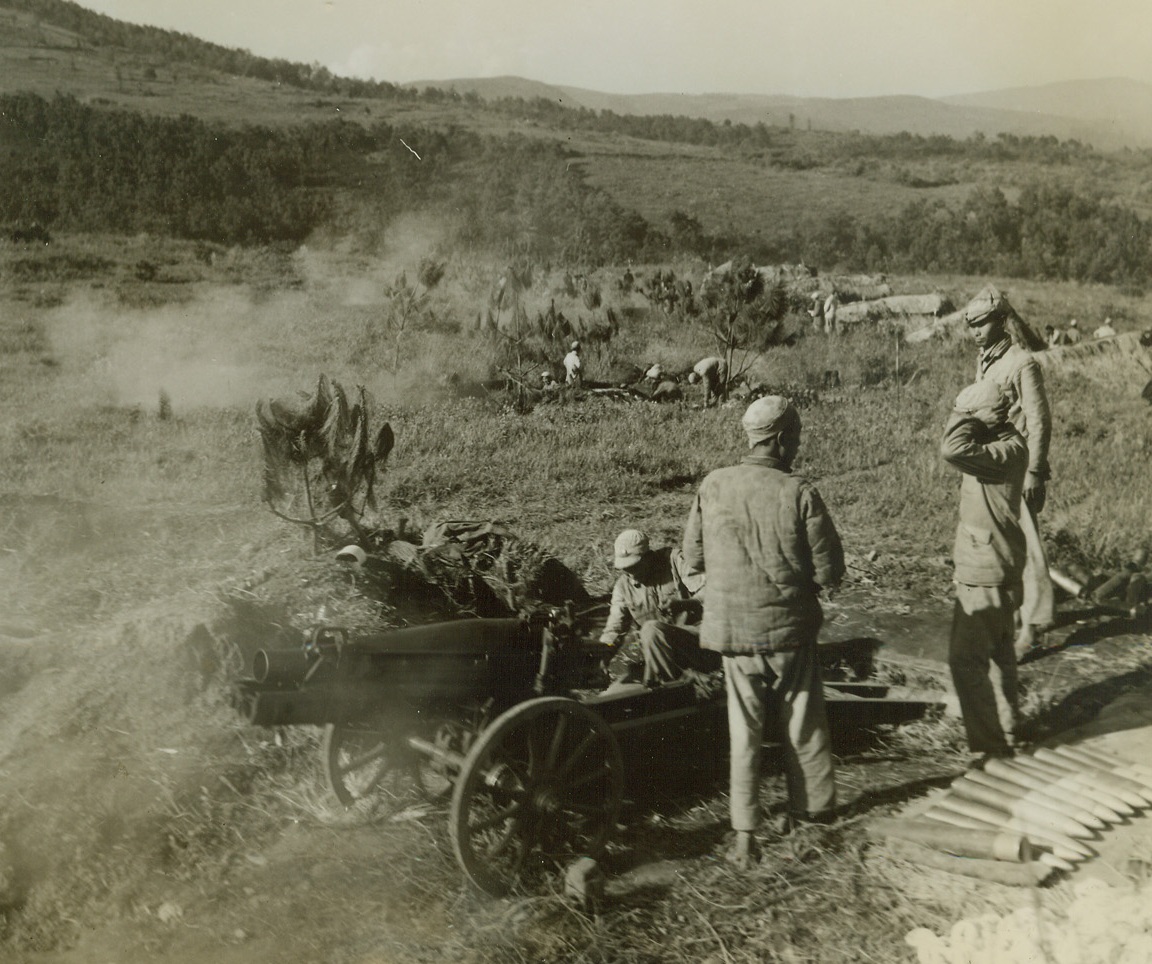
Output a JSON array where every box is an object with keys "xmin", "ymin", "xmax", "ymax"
[
  {"xmin": 1044, "ymin": 317, "xmax": 1118, "ymax": 346},
  {"xmin": 808, "ymin": 289, "xmax": 840, "ymax": 335},
  {"xmin": 540, "ymin": 344, "xmax": 733, "ymax": 406}
]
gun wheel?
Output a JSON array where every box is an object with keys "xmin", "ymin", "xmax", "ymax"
[
  {"xmin": 322, "ymin": 722, "xmax": 412, "ymax": 807},
  {"xmin": 450, "ymin": 697, "xmax": 623, "ymax": 897}
]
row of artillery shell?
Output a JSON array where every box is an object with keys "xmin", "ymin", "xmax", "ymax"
[
  {"xmin": 920, "ymin": 745, "xmax": 1152, "ymax": 867},
  {"xmin": 1045, "ymin": 745, "xmax": 1152, "ymax": 804}
]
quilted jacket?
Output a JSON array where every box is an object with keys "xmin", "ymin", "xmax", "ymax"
[{"xmin": 682, "ymin": 454, "xmax": 844, "ymax": 654}]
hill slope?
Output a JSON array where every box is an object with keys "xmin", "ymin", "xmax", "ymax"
[{"xmin": 944, "ymin": 76, "xmax": 1152, "ymax": 146}]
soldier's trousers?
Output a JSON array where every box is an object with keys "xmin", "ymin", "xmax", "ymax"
[
  {"xmin": 949, "ymin": 582, "xmax": 1020, "ymax": 754},
  {"xmin": 607, "ymin": 621, "xmax": 719, "ymax": 686},
  {"xmin": 722, "ymin": 646, "xmax": 836, "ymax": 831}
]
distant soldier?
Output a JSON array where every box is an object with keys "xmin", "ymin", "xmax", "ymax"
[
  {"xmin": 1044, "ymin": 325, "xmax": 1066, "ymax": 348},
  {"xmin": 563, "ymin": 341, "xmax": 582, "ymax": 386},
  {"xmin": 1092, "ymin": 318, "xmax": 1117, "ymax": 339},
  {"xmin": 688, "ymin": 356, "xmax": 728, "ymax": 406},
  {"xmin": 823, "ymin": 290, "xmax": 840, "ymax": 336},
  {"xmin": 808, "ymin": 292, "xmax": 825, "ymax": 334},
  {"xmin": 1064, "ymin": 319, "xmax": 1082, "ymax": 345}
]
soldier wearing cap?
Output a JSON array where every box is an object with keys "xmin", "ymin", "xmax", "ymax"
[
  {"xmin": 599, "ymin": 529, "xmax": 719, "ymax": 688},
  {"xmin": 963, "ymin": 284, "xmax": 1053, "ymax": 659},
  {"xmin": 683, "ymin": 395, "xmax": 845, "ymax": 867},
  {"xmin": 563, "ymin": 341, "xmax": 582, "ymax": 386},
  {"xmin": 687, "ymin": 356, "xmax": 728, "ymax": 406},
  {"xmin": 941, "ymin": 380, "xmax": 1028, "ymax": 764}
]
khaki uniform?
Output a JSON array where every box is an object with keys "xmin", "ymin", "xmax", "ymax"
[
  {"xmin": 976, "ymin": 338, "xmax": 1054, "ymax": 635},
  {"xmin": 600, "ymin": 547, "xmax": 717, "ymax": 685},
  {"xmin": 941, "ymin": 414, "xmax": 1028, "ymax": 754},
  {"xmin": 692, "ymin": 356, "xmax": 728, "ymax": 405}
]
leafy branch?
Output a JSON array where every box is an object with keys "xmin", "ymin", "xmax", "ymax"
[{"xmin": 256, "ymin": 374, "xmax": 394, "ymax": 547}]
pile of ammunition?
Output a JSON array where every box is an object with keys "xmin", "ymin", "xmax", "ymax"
[
  {"xmin": 1050, "ymin": 549, "xmax": 1151, "ymax": 621},
  {"xmin": 873, "ymin": 744, "xmax": 1152, "ymax": 885}
]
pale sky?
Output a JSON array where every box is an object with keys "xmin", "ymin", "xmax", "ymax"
[{"xmin": 75, "ymin": 0, "xmax": 1151, "ymax": 99}]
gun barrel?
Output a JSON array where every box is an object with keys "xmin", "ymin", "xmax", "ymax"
[{"xmin": 253, "ymin": 648, "xmax": 316, "ymax": 685}]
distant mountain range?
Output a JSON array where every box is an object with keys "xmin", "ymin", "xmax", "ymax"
[{"xmin": 410, "ymin": 75, "xmax": 1152, "ymax": 149}]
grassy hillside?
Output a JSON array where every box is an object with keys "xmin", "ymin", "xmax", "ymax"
[
  {"xmin": 1, "ymin": 5, "xmax": 1151, "ymax": 961},
  {"xmin": 2, "ymin": 233, "xmax": 1151, "ymax": 960}
]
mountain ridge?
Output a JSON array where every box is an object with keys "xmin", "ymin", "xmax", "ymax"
[{"xmin": 410, "ymin": 74, "xmax": 1152, "ymax": 148}]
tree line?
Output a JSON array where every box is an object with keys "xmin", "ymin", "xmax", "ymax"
[
  {"xmin": 3, "ymin": 91, "xmax": 1151, "ymax": 287},
  {"xmin": 0, "ymin": 93, "xmax": 661, "ymax": 257}
]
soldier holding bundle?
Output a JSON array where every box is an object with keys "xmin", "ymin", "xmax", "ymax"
[
  {"xmin": 941, "ymin": 380, "xmax": 1028, "ymax": 764},
  {"xmin": 964, "ymin": 285, "xmax": 1053, "ymax": 660}
]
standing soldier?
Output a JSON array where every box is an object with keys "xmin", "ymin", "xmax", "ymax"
[
  {"xmin": 808, "ymin": 292, "xmax": 825, "ymax": 334},
  {"xmin": 940, "ymin": 381, "xmax": 1028, "ymax": 764},
  {"xmin": 823, "ymin": 289, "xmax": 840, "ymax": 336},
  {"xmin": 964, "ymin": 285, "xmax": 1053, "ymax": 660},
  {"xmin": 563, "ymin": 341, "xmax": 582, "ymax": 386},
  {"xmin": 683, "ymin": 396, "xmax": 845, "ymax": 868}
]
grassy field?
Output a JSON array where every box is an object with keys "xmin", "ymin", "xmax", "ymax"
[
  {"xmin": 2, "ymin": 232, "xmax": 1151, "ymax": 963},
  {"xmin": 2, "ymin": 8, "xmax": 1152, "ymax": 958}
]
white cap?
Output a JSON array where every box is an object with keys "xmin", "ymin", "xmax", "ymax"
[{"xmin": 335, "ymin": 545, "xmax": 367, "ymax": 566}]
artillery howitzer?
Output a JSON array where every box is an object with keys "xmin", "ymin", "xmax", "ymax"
[{"xmin": 234, "ymin": 607, "xmax": 941, "ymax": 896}]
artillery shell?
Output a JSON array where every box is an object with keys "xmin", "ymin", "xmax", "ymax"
[
  {"xmin": 1037, "ymin": 748, "xmax": 1152, "ymax": 805},
  {"xmin": 1092, "ymin": 571, "xmax": 1130, "ymax": 602},
  {"xmin": 928, "ymin": 799, "xmax": 1090, "ymax": 861},
  {"xmin": 984, "ymin": 757, "xmax": 1128, "ymax": 818},
  {"xmin": 1037, "ymin": 852, "xmax": 1076, "ymax": 873},
  {"xmin": 1050, "ymin": 744, "xmax": 1152, "ymax": 788},
  {"xmin": 1003, "ymin": 756, "xmax": 1136, "ymax": 815},
  {"xmin": 922, "ymin": 806, "xmax": 998, "ymax": 833},
  {"xmin": 949, "ymin": 779, "xmax": 1095, "ymax": 838},
  {"xmin": 1035, "ymin": 746, "xmax": 1152, "ymax": 799},
  {"xmin": 964, "ymin": 768, "xmax": 1109, "ymax": 829},
  {"xmin": 1048, "ymin": 567, "xmax": 1087, "ymax": 599},
  {"xmin": 870, "ymin": 817, "xmax": 1029, "ymax": 862}
]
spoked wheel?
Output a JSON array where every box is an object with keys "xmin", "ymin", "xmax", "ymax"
[
  {"xmin": 450, "ymin": 697, "xmax": 624, "ymax": 897},
  {"xmin": 322, "ymin": 722, "xmax": 414, "ymax": 807}
]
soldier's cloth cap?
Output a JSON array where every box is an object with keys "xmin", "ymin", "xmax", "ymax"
[
  {"xmin": 963, "ymin": 284, "xmax": 1011, "ymax": 325},
  {"xmin": 613, "ymin": 529, "xmax": 650, "ymax": 569},
  {"xmin": 742, "ymin": 395, "xmax": 800, "ymax": 448}
]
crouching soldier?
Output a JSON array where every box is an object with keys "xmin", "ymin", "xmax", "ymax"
[
  {"xmin": 688, "ymin": 356, "xmax": 728, "ymax": 406},
  {"xmin": 941, "ymin": 381, "xmax": 1028, "ymax": 767},
  {"xmin": 599, "ymin": 529, "xmax": 720, "ymax": 688}
]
